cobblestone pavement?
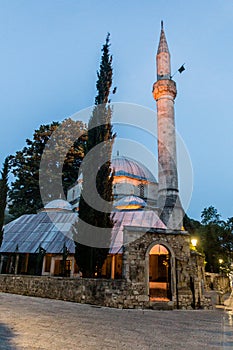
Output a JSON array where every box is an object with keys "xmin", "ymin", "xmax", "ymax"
[{"xmin": 0, "ymin": 292, "xmax": 233, "ymax": 349}]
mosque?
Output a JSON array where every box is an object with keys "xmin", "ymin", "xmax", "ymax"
[{"xmin": 0, "ymin": 23, "xmax": 209, "ymax": 309}]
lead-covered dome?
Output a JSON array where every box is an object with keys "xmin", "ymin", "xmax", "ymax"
[
  {"xmin": 67, "ymin": 155, "xmax": 158, "ymax": 211},
  {"xmin": 44, "ymin": 199, "xmax": 73, "ymax": 212},
  {"xmin": 112, "ymin": 156, "xmax": 156, "ymax": 183},
  {"xmin": 114, "ymin": 195, "xmax": 147, "ymax": 210}
]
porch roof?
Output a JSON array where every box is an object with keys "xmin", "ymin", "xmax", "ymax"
[
  {"xmin": 0, "ymin": 211, "xmax": 77, "ymax": 254},
  {"xmin": 0, "ymin": 209, "xmax": 166, "ymax": 255},
  {"xmin": 109, "ymin": 210, "xmax": 167, "ymax": 254}
]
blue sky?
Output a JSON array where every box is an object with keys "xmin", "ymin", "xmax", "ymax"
[{"xmin": 0, "ymin": 0, "xmax": 233, "ymax": 220}]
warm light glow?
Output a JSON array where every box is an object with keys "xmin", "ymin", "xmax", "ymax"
[
  {"xmin": 150, "ymin": 244, "xmax": 169, "ymax": 255},
  {"xmin": 113, "ymin": 175, "xmax": 149, "ymax": 185},
  {"xmin": 191, "ymin": 238, "xmax": 197, "ymax": 247},
  {"xmin": 219, "ymin": 259, "xmax": 223, "ymax": 264},
  {"xmin": 115, "ymin": 204, "xmax": 142, "ymax": 210}
]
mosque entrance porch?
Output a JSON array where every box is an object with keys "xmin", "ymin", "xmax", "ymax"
[{"xmin": 149, "ymin": 244, "xmax": 171, "ymax": 301}]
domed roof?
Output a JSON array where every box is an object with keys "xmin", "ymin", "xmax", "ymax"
[
  {"xmin": 114, "ymin": 195, "xmax": 147, "ymax": 210},
  {"xmin": 112, "ymin": 156, "xmax": 156, "ymax": 183},
  {"xmin": 44, "ymin": 199, "xmax": 73, "ymax": 212}
]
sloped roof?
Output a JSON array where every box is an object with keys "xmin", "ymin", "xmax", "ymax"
[
  {"xmin": 0, "ymin": 211, "xmax": 78, "ymax": 254},
  {"xmin": 0, "ymin": 209, "xmax": 166, "ymax": 255},
  {"xmin": 109, "ymin": 210, "xmax": 166, "ymax": 254}
]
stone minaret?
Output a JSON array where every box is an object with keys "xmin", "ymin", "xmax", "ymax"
[{"xmin": 152, "ymin": 21, "xmax": 183, "ymax": 230}]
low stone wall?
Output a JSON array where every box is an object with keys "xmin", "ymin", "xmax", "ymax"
[
  {"xmin": 0, "ymin": 274, "xmax": 213, "ymax": 310},
  {"xmin": 205, "ymin": 273, "xmax": 230, "ymax": 294},
  {"xmin": 0, "ymin": 274, "xmax": 148, "ymax": 309}
]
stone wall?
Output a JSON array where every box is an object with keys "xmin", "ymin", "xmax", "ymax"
[
  {"xmin": 123, "ymin": 227, "xmax": 193, "ymax": 308},
  {"xmin": 205, "ymin": 272, "xmax": 230, "ymax": 294},
  {"xmin": 122, "ymin": 227, "xmax": 212, "ymax": 309},
  {"xmin": 0, "ymin": 274, "xmax": 149, "ymax": 309},
  {"xmin": 0, "ymin": 228, "xmax": 214, "ymax": 310}
]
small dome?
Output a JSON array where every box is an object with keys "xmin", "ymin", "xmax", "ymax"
[
  {"xmin": 114, "ymin": 195, "xmax": 147, "ymax": 211},
  {"xmin": 44, "ymin": 199, "xmax": 73, "ymax": 212},
  {"xmin": 112, "ymin": 156, "xmax": 156, "ymax": 183}
]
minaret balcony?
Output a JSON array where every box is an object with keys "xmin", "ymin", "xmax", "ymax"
[{"xmin": 152, "ymin": 79, "xmax": 177, "ymax": 101}]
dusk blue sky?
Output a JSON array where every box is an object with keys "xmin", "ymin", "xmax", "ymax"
[{"xmin": 0, "ymin": 0, "xmax": 233, "ymax": 221}]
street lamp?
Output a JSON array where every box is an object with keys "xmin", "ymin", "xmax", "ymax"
[
  {"xmin": 191, "ymin": 238, "xmax": 197, "ymax": 250},
  {"xmin": 219, "ymin": 259, "xmax": 224, "ymax": 274}
]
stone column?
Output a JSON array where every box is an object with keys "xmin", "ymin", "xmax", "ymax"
[
  {"xmin": 41, "ymin": 256, "xmax": 46, "ymax": 276},
  {"xmin": 14, "ymin": 254, "xmax": 19, "ymax": 275},
  {"xmin": 70, "ymin": 257, "xmax": 75, "ymax": 277},
  {"xmin": 0, "ymin": 255, "xmax": 3, "ymax": 273},
  {"xmin": 50, "ymin": 257, "xmax": 55, "ymax": 276}
]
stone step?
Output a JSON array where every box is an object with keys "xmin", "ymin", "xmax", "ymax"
[{"xmin": 150, "ymin": 301, "xmax": 174, "ymax": 310}]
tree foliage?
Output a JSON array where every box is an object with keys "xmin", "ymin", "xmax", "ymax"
[
  {"xmin": 185, "ymin": 206, "xmax": 233, "ymax": 273},
  {"xmin": 183, "ymin": 214, "xmax": 201, "ymax": 234},
  {"xmin": 9, "ymin": 119, "xmax": 86, "ymax": 218},
  {"xmin": 201, "ymin": 206, "xmax": 221, "ymax": 225},
  {"xmin": 75, "ymin": 33, "xmax": 116, "ymax": 277},
  {"xmin": 0, "ymin": 157, "xmax": 9, "ymax": 247}
]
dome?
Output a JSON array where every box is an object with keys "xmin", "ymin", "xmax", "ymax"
[
  {"xmin": 44, "ymin": 199, "xmax": 73, "ymax": 212},
  {"xmin": 112, "ymin": 156, "xmax": 156, "ymax": 183},
  {"xmin": 114, "ymin": 195, "xmax": 147, "ymax": 210}
]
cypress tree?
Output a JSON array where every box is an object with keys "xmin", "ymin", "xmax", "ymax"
[
  {"xmin": 75, "ymin": 33, "xmax": 115, "ymax": 277},
  {"xmin": 0, "ymin": 157, "xmax": 9, "ymax": 247}
]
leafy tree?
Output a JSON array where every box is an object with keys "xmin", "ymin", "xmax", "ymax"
[
  {"xmin": 39, "ymin": 118, "xmax": 86, "ymax": 205},
  {"xmin": 0, "ymin": 157, "xmax": 9, "ymax": 247},
  {"xmin": 183, "ymin": 214, "xmax": 201, "ymax": 234},
  {"xmin": 185, "ymin": 207, "xmax": 233, "ymax": 273},
  {"xmin": 224, "ymin": 217, "xmax": 233, "ymax": 254},
  {"xmin": 3, "ymin": 209, "xmax": 13, "ymax": 225},
  {"xmin": 219, "ymin": 217, "xmax": 233, "ymax": 274},
  {"xmin": 9, "ymin": 119, "xmax": 86, "ymax": 218},
  {"xmin": 198, "ymin": 206, "xmax": 223, "ymax": 272},
  {"xmin": 201, "ymin": 206, "xmax": 221, "ymax": 225},
  {"xmin": 197, "ymin": 206, "xmax": 233, "ymax": 273},
  {"xmin": 75, "ymin": 33, "xmax": 116, "ymax": 277}
]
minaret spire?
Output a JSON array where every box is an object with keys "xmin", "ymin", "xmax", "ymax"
[
  {"xmin": 156, "ymin": 21, "xmax": 171, "ymax": 80},
  {"xmin": 153, "ymin": 23, "xmax": 183, "ymax": 230}
]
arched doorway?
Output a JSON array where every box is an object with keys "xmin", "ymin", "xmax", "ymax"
[{"xmin": 149, "ymin": 244, "xmax": 171, "ymax": 301}]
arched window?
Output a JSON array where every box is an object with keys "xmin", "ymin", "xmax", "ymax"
[{"xmin": 138, "ymin": 184, "xmax": 144, "ymax": 198}]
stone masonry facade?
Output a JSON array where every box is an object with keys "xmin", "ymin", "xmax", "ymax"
[
  {"xmin": 122, "ymin": 227, "xmax": 212, "ymax": 309},
  {"xmin": 0, "ymin": 228, "xmax": 213, "ymax": 310}
]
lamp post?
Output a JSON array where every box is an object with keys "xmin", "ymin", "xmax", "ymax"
[
  {"xmin": 219, "ymin": 258, "xmax": 223, "ymax": 274},
  {"xmin": 191, "ymin": 238, "xmax": 197, "ymax": 250}
]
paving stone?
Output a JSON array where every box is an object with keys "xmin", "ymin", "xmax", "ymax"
[{"xmin": 0, "ymin": 292, "xmax": 232, "ymax": 349}]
